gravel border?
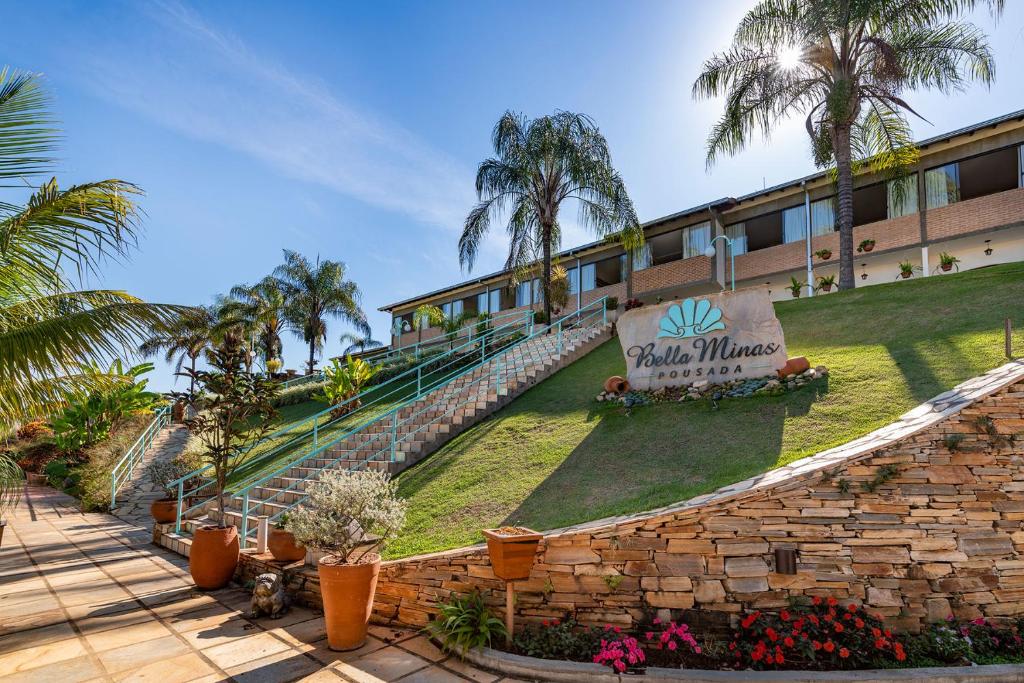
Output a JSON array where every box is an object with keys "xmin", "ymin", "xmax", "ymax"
[{"xmin": 458, "ymin": 645, "xmax": 1024, "ymax": 682}]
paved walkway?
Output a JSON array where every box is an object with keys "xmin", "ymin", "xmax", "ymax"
[
  {"xmin": 112, "ymin": 424, "xmax": 190, "ymax": 526},
  {"xmin": 1, "ymin": 486, "xmax": 516, "ymax": 683}
]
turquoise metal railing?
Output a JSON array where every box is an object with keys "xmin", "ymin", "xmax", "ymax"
[
  {"xmin": 279, "ymin": 371, "xmax": 325, "ymax": 389},
  {"xmin": 110, "ymin": 404, "xmax": 172, "ymax": 508},
  {"xmin": 221, "ymin": 297, "xmax": 608, "ymax": 546},
  {"xmin": 170, "ymin": 307, "xmax": 538, "ymax": 531}
]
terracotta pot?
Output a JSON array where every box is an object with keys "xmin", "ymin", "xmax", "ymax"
[
  {"xmin": 268, "ymin": 527, "xmax": 306, "ymax": 562},
  {"xmin": 900, "ymin": 271, "xmax": 912, "ymax": 279},
  {"xmin": 483, "ymin": 527, "xmax": 543, "ymax": 581},
  {"xmin": 189, "ymin": 525, "xmax": 239, "ymax": 590},
  {"xmin": 150, "ymin": 499, "xmax": 177, "ymax": 524},
  {"xmin": 603, "ymin": 376, "xmax": 629, "ymax": 394},
  {"xmin": 318, "ymin": 555, "xmax": 381, "ymax": 651},
  {"xmin": 777, "ymin": 356, "xmax": 811, "ymax": 378},
  {"xmin": 862, "ymin": 243, "xmax": 874, "ymax": 252},
  {"xmin": 941, "ymin": 263, "xmax": 953, "ymax": 272},
  {"xmin": 26, "ymin": 472, "xmax": 47, "ymax": 486},
  {"xmin": 820, "ymin": 284, "xmax": 832, "ymax": 292},
  {"xmin": 818, "ymin": 251, "xmax": 832, "ymax": 260},
  {"xmin": 171, "ymin": 400, "xmax": 186, "ymax": 422}
]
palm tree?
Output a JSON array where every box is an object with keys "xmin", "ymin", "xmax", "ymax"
[
  {"xmin": 274, "ymin": 250, "xmax": 368, "ymax": 374},
  {"xmin": 139, "ymin": 306, "xmax": 216, "ymax": 397},
  {"xmin": 0, "ymin": 68, "xmax": 182, "ymax": 430},
  {"xmin": 694, "ymin": 0, "xmax": 999, "ymax": 290},
  {"xmin": 220, "ymin": 276, "xmax": 289, "ymax": 368},
  {"xmin": 339, "ymin": 332, "xmax": 383, "ymax": 356},
  {"xmin": 460, "ymin": 111, "xmax": 643, "ymax": 324}
]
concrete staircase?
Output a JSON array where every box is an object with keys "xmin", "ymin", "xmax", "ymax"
[
  {"xmin": 111, "ymin": 424, "xmax": 189, "ymax": 526},
  {"xmin": 181, "ymin": 317, "xmax": 613, "ymax": 541}
]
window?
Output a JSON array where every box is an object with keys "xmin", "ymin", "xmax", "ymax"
[
  {"xmin": 631, "ymin": 244, "xmax": 652, "ymax": 271},
  {"xmin": 725, "ymin": 223, "xmax": 748, "ymax": 255},
  {"xmin": 515, "ymin": 281, "xmax": 532, "ymax": 307},
  {"xmin": 782, "ymin": 199, "xmax": 834, "ymax": 243},
  {"xmin": 451, "ymin": 299, "xmax": 463, "ymax": 318},
  {"xmin": 960, "ymin": 146, "xmax": 1018, "ymax": 200},
  {"xmin": 1020, "ymin": 145, "xmax": 1024, "ymax": 187},
  {"xmin": 477, "ymin": 292, "xmax": 489, "ymax": 314},
  {"xmin": 925, "ymin": 163, "xmax": 960, "ymax": 209},
  {"xmin": 682, "ymin": 222, "xmax": 711, "ymax": 259},
  {"xmin": 581, "ymin": 262, "xmax": 597, "ymax": 291},
  {"xmin": 887, "ymin": 175, "xmax": 918, "ymax": 218},
  {"xmin": 489, "ymin": 289, "xmax": 501, "ymax": 313},
  {"xmin": 566, "ymin": 266, "xmax": 579, "ymax": 294},
  {"xmin": 441, "ymin": 302, "xmax": 452, "ymax": 318}
]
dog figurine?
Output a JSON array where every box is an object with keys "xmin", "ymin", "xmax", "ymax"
[{"xmin": 250, "ymin": 572, "xmax": 290, "ymax": 619}]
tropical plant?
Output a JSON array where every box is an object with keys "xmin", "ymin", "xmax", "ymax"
[
  {"xmin": 220, "ymin": 276, "xmax": 290, "ymax": 368},
  {"xmin": 938, "ymin": 251, "xmax": 961, "ymax": 271},
  {"xmin": 816, "ymin": 274, "xmax": 837, "ymax": 292},
  {"xmin": 459, "ymin": 111, "xmax": 643, "ymax": 325},
  {"xmin": 0, "ymin": 453, "xmax": 23, "ymax": 525},
  {"xmin": 413, "ymin": 303, "xmax": 444, "ymax": 344},
  {"xmin": 898, "ymin": 260, "xmax": 920, "ymax": 278},
  {"xmin": 814, "ymin": 248, "xmax": 833, "ymax": 260},
  {"xmin": 548, "ymin": 264, "xmax": 570, "ymax": 311},
  {"xmin": 315, "ymin": 355, "xmax": 380, "ymax": 416},
  {"xmin": 857, "ymin": 239, "xmax": 876, "ymax": 253},
  {"xmin": 275, "ymin": 250, "xmax": 368, "ymax": 375},
  {"xmin": 175, "ymin": 336, "xmax": 279, "ymax": 525},
  {"xmin": 266, "ymin": 358, "xmax": 283, "ymax": 374},
  {"xmin": 339, "ymin": 332, "xmax": 383, "ymax": 356},
  {"xmin": 284, "ymin": 469, "xmax": 407, "ymax": 562},
  {"xmin": 139, "ymin": 306, "xmax": 217, "ymax": 397},
  {"xmin": 0, "ymin": 68, "xmax": 182, "ymax": 430},
  {"xmin": 606, "ymin": 296, "xmax": 619, "ymax": 310},
  {"xmin": 49, "ymin": 360, "xmax": 161, "ymax": 452},
  {"xmin": 787, "ymin": 277, "xmax": 806, "ymax": 298},
  {"xmin": 694, "ymin": 0, "xmax": 999, "ymax": 290},
  {"xmin": 439, "ymin": 311, "xmax": 473, "ymax": 349},
  {"xmin": 425, "ymin": 590, "xmax": 507, "ymax": 658}
]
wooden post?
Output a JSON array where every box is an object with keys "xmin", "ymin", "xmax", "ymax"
[
  {"xmin": 1006, "ymin": 318, "xmax": 1013, "ymax": 359},
  {"xmin": 505, "ymin": 582, "xmax": 515, "ymax": 647}
]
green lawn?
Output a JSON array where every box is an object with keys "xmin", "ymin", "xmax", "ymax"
[{"xmin": 386, "ymin": 262, "xmax": 1024, "ymax": 559}]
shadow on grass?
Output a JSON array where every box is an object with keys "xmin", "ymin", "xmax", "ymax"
[{"xmin": 501, "ymin": 379, "xmax": 828, "ymax": 532}]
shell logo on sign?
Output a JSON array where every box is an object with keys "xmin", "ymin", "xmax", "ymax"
[{"xmin": 656, "ymin": 298, "xmax": 726, "ymax": 339}]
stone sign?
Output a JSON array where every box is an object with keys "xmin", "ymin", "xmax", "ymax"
[{"xmin": 616, "ymin": 287, "xmax": 788, "ymax": 391}]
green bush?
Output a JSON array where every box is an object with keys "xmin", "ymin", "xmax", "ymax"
[
  {"xmin": 425, "ymin": 591, "xmax": 507, "ymax": 657},
  {"xmin": 270, "ymin": 380, "xmax": 328, "ymax": 407},
  {"xmin": 513, "ymin": 618, "xmax": 604, "ymax": 662}
]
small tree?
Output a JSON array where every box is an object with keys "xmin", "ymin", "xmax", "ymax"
[
  {"xmin": 285, "ymin": 469, "xmax": 407, "ymax": 564},
  {"xmin": 175, "ymin": 337, "xmax": 279, "ymax": 526},
  {"xmin": 315, "ymin": 355, "xmax": 381, "ymax": 417}
]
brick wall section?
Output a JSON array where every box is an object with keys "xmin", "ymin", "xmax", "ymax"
[
  {"xmin": 368, "ymin": 372, "xmax": 1024, "ymax": 633},
  {"xmin": 633, "ymin": 256, "xmax": 712, "ymax": 295},
  {"xmin": 927, "ymin": 187, "xmax": 1024, "ymax": 243},
  {"xmin": 734, "ymin": 214, "xmax": 920, "ymax": 281},
  {"xmin": 581, "ymin": 282, "xmax": 626, "ymax": 308}
]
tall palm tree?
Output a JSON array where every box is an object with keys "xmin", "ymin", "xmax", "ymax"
[
  {"xmin": 339, "ymin": 332, "xmax": 383, "ymax": 355},
  {"xmin": 220, "ymin": 276, "xmax": 289, "ymax": 368},
  {"xmin": 460, "ymin": 111, "xmax": 643, "ymax": 324},
  {"xmin": 0, "ymin": 68, "xmax": 182, "ymax": 430},
  {"xmin": 694, "ymin": 0, "xmax": 1000, "ymax": 290},
  {"xmin": 274, "ymin": 250, "xmax": 368, "ymax": 374},
  {"xmin": 139, "ymin": 306, "xmax": 216, "ymax": 397}
]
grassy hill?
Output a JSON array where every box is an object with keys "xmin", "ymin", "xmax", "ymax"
[{"xmin": 386, "ymin": 262, "xmax": 1024, "ymax": 559}]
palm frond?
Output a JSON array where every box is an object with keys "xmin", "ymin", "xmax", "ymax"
[{"xmin": 0, "ymin": 68, "xmax": 58, "ymax": 181}]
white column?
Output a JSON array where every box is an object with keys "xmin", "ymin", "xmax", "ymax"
[
  {"xmin": 803, "ymin": 183, "xmax": 814, "ymax": 296},
  {"xmin": 921, "ymin": 245, "xmax": 930, "ymax": 277}
]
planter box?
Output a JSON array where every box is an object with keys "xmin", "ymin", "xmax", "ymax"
[{"xmin": 483, "ymin": 527, "xmax": 542, "ymax": 581}]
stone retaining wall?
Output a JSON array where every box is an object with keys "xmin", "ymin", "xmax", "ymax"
[{"xmin": 370, "ymin": 362, "xmax": 1024, "ymax": 633}]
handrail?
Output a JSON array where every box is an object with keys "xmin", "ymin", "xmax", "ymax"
[
  {"xmin": 226, "ymin": 297, "xmax": 607, "ymax": 544},
  {"xmin": 374, "ymin": 308, "xmax": 532, "ymax": 366},
  {"xmin": 170, "ymin": 307, "xmax": 538, "ymax": 530},
  {"xmin": 110, "ymin": 404, "xmax": 172, "ymax": 508},
  {"xmin": 279, "ymin": 372, "xmax": 325, "ymax": 389}
]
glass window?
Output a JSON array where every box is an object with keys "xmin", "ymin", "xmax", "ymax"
[
  {"xmin": 489, "ymin": 289, "xmax": 501, "ymax": 313},
  {"xmin": 515, "ymin": 281, "xmax": 531, "ymax": 307},
  {"xmin": 532, "ymin": 278, "xmax": 543, "ymax": 304},
  {"xmin": 782, "ymin": 205, "xmax": 805, "ymax": 243},
  {"xmin": 441, "ymin": 302, "xmax": 452, "ymax": 318},
  {"xmin": 581, "ymin": 263, "xmax": 597, "ymax": 291},
  {"xmin": 925, "ymin": 163, "xmax": 960, "ymax": 209},
  {"xmin": 477, "ymin": 292, "xmax": 489, "ymax": 313},
  {"xmin": 681, "ymin": 222, "xmax": 711, "ymax": 259},
  {"xmin": 566, "ymin": 266, "xmax": 579, "ymax": 294},
  {"xmin": 782, "ymin": 199, "xmax": 834, "ymax": 243},
  {"xmin": 1019, "ymin": 145, "xmax": 1024, "ymax": 188},
  {"xmin": 631, "ymin": 244, "xmax": 652, "ymax": 271},
  {"xmin": 887, "ymin": 175, "xmax": 918, "ymax": 218},
  {"xmin": 725, "ymin": 223, "xmax": 748, "ymax": 255},
  {"xmin": 451, "ymin": 300, "xmax": 463, "ymax": 318}
]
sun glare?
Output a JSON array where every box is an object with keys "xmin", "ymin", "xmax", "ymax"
[{"xmin": 777, "ymin": 45, "xmax": 802, "ymax": 69}]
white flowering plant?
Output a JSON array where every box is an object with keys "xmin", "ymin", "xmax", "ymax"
[{"xmin": 284, "ymin": 469, "xmax": 407, "ymax": 563}]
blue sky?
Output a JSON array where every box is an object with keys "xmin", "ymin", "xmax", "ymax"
[{"xmin": 6, "ymin": 1, "xmax": 1023, "ymax": 391}]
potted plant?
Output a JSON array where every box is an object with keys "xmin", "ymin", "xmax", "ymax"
[
  {"xmin": 787, "ymin": 277, "xmax": 805, "ymax": 298},
  {"xmin": 482, "ymin": 526, "xmax": 543, "ymax": 581},
  {"xmin": 266, "ymin": 358, "xmax": 283, "ymax": 376},
  {"xmin": 175, "ymin": 336, "xmax": 279, "ymax": 590},
  {"xmin": 605, "ymin": 296, "xmax": 619, "ymax": 324},
  {"xmin": 286, "ymin": 469, "xmax": 407, "ymax": 651},
  {"xmin": 898, "ymin": 261, "xmax": 919, "ymax": 279},
  {"xmin": 623, "ymin": 298, "xmax": 643, "ymax": 311},
  {"xmin": 815, "ymin": 274, "xmax": 837, "ymax": 293},
  {"xmin": 268, "ymin": 513, "xmax": 305, "ymax": 562},
  {"xmin": 857, "ymin": 239, "xmax": 876, "ymax": 253},
  {"xmin": 814, "ymin": 248, "xmax": 832, "ymax": 261},
  {"xmin": 145, "ymin": 458, "xmax": 195, "ymax": 524},
  {"xmin": 0, "ymin": 454, "xmax": 23, "ymax": 548},
  {"xmin": 939, "ymin": 252, "xmax": 961, "ymax": 272}
]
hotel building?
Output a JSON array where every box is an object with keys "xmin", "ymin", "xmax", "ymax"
[{"xmin": 382, "ymin": 109, "xmax": 1024, "ymax": 350}]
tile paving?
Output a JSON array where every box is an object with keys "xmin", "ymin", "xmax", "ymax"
[{"xmin": 0, "ymin": 486, "xmax": 517, "ymax": 682}]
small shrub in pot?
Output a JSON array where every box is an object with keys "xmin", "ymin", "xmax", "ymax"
[
  {"xmin": 145, "ymin": 457, "xmax": 197, "ymax": 524},
  {"xmin": 285, "ymin": 469, "xmax": 407, "ymax": 650},
  {"xmin": 267, "ymin": 513, "xmax": 305, "ymax": 563}
]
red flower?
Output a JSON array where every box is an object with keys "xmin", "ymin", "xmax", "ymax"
[
  {"xmin": 783, "ymin": 637, "xmax": 795, "ymax": 648},
  {"xmin": 542, "ymin": 620, "xmax": 550, "ymax": 627},
  {"xmin": 834, "ymin": 623, "xmax": 845, "ymax": 633},
  {"xmin": 809, "ymin": 615, "xmax": 820, "ymax": 626},
  {"xmin": 847, "ymin": 603, "xmax": 857, "ymax": 612},
  {"xmin": 839, "ymin": 647, "xmax": 850, "ymax": 659},
  {"xmin": 552, "ymin": 619, "xmax": 560, "ymax": 626},
  {"xmin": 827, "ymin": 597, "xmax": 838, "ymax": 607},
  {"xmin": 824, "ymin": 641, "xmax": 836, "ymax": 653},
  {"xmin": 871, "ymin": 628, "xmax": 882, "ymax": 638},
  {"xmin": 765, "ymin": 628, "xmax": 778, "ymax": 642},
  {"xmin": 895, "ymin": 651, "xmax": 907, "ymax": 662},
  {"xmin": 775, "ymin": 653, "xmax": 785, "ymax": 664},
  {"xmin": 812, "ymin": 596, "xmax": 822, "ymax": 606},
  {"xmin": 855, "ymin": 618, "xmax": 865, "ymax": 629},
  {"xmin": 843, "ymin": 612, "xmax": 852, "ymax": 621},
  {"xmin": 780, "ymin": 610, "xmax": 790, "ymax": 622},
  {"xmin": 812, "ymin": 640, "xmax": 822, "ymax": 651}
]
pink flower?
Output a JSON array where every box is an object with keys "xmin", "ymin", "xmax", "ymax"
[
  {"xmin": 667, "ymin": 640, "xmax": 677, "ymax": 651},
  {"xmin": 645, "ymin": 632, "xmax": 654, "ymax": 640}
]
